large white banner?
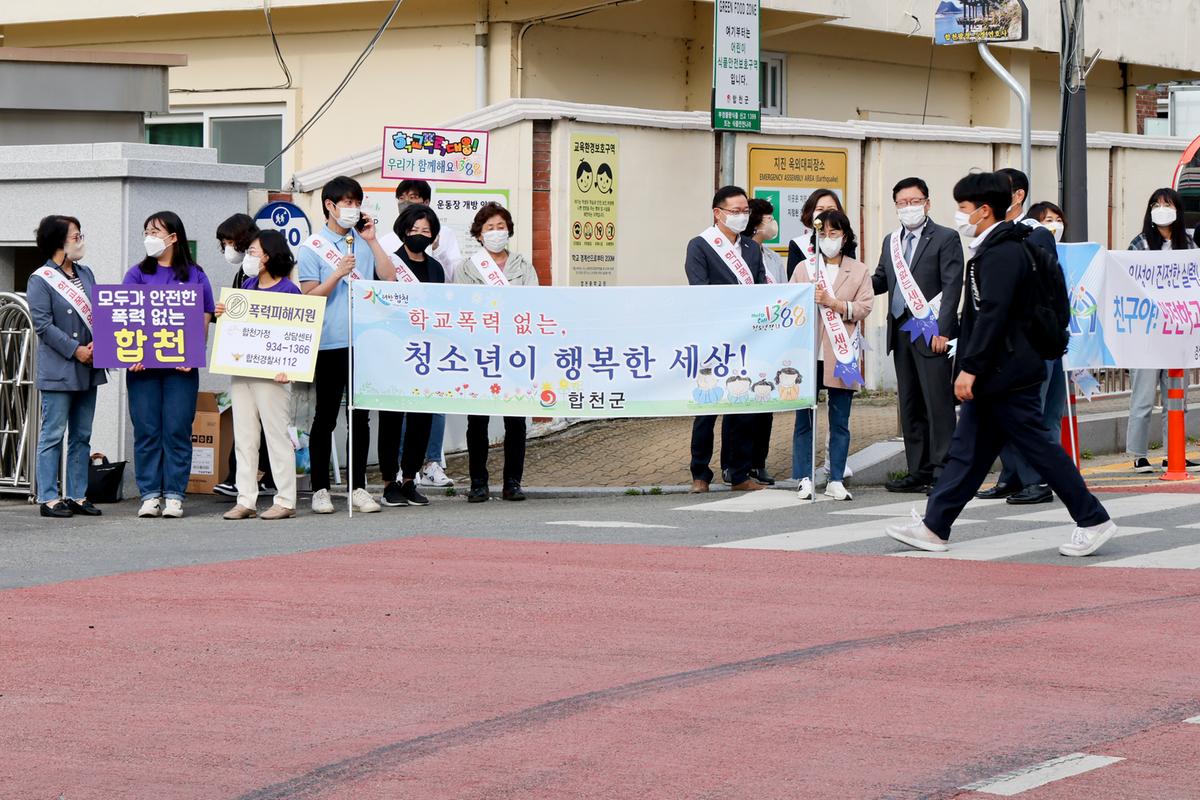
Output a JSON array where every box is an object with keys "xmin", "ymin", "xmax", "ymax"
[{"xmin": 1100, "ymin": 249, "xmax": 1200, "ymax": 369}]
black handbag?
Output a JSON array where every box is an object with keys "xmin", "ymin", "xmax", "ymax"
[{"xmin": 86, "ymin": 453, "xmax": 126, "ymax": 504}]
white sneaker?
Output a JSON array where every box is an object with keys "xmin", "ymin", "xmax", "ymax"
[
  {"xmin": 824, "ymin": 481, "xmax": 853, "ymax": 501},
  {"xmin": 311, "ymin": 488, "xmax": 335, "ymax": 514},
  {"xmin": 162, "ymin": 498, "xmax": 183, "ymax": 519},
  {"xmin": 1059, "ymin": 520, "xmax": 1118, "ymax": 557},
  {"xmin": 419, "ymin": 461, "xmax": 455, "ymax": 487},
  {"xmin": 138, "ymin": 498, "xmax": 161, "ymax": 518},
  {"xmin": 796, "ymin": 477, "xmax": 814, "ymax": 500},
  {"xmin": 885, "ymin": 510, "xmax": 948, "ymax": 552},
  {"xmin": 351, "ymin": 487, "xmax": 381, "ymax": 513}
]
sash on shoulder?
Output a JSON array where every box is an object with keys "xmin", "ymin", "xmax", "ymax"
[
  {"xmin": 387, "ymin": 253, "xmax": 420, "ymax": 284},
  {"xmin": 471, "ymin": 250, "xmax": 510, "ymax": 286},
  {"xmin": 890, "ymin": 226, "xmax": 939, "ymax": 345},
  {"xmin": 789, "ymin": 228, "xmax": 818, "ymax": 284},
  {"xmin": 699, "ymin": 226, "xmax": 754, "ymax": 285},
  {"xmin": 802, "ymin": 258, "xmax": 863, "ymax": 388},
  {"xmin": 303, "ymin": 234, "xmax": 363, "ymax": 281},
  {"xmin": 34, "ymin": 265, "xmax": 93, "ymax": 332}
]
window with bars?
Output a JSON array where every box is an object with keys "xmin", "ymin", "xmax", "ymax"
[{"xmin": 760, "ymin": 52, "xmax": 786, "ymax": 116}]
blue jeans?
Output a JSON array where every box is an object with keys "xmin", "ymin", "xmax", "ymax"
[
  {"xmin": 127, "ymin": 369, "xmax": 199, "ymax": 501},
  {"xmin": 792, "ymin": 388, "xmax": 854, "ymax": 481},
  {"xmin": 399, "ymin": 412, "xmax": 446, "ymax": 464},
  {"xmin": 36, "ymin": 388, "xmax": 97, "ymax": 503}
]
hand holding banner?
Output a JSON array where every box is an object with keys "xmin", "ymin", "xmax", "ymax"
[{"xmin": 211, "ymin": 288, "xmax": 326, "ymax": 382}]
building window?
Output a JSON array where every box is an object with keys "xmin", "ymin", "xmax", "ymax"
[
  {"xmin": 145, "ymin": 105, "xmax": 285, "ymax": 190},
  {"xmin": 760, "ymin": 52, "xmax": 786, "ymax": 117}
]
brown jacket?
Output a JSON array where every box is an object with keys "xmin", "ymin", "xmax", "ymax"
[{"xmin": 794, "ymin": 255, "xmax": 875, "ymax": 390}]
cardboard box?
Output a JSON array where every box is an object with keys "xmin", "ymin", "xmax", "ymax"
[{"xmin": 188, "ymin": 392, "xmax": 234, "ymax": 494}]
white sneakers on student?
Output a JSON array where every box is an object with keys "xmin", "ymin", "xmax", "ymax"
[
  {"xmin": 796, "ymin": 478, "xmax": 814, "ymax": 500},
  {"xmin": 1059, "ymin": 520, "xmax": 1118, "ymax": 557},
  {"xmin": 419, "ymin": 461, "xmax": 455, "ymax": 487},
  {"xmin": 885, "ymin": 510, "xmax": 949, "ymax": 552},
  {"xmin": 162, "ymin": 498, "xmax": 184, "ymax": 518},
  {"xmin": 311, "ymin": 489, "xmax": 335, "ymax": 514},
  {"xmin": 824, "ymin": 481, "xmax": 852, "ymax": 501},
  {"xmin": 351, "ymin": 488, "xmax": 381, "ymax": 513},
  {"xmin": 138, "ymin": 498, "xmax": 161, "ymax": 518}
]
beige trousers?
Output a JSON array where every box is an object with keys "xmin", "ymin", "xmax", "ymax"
[{"xmin": 230, "ymin": 377, "xmax": 296, "ymax": 510}]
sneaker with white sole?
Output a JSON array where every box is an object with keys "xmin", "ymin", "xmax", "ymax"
[
  {"xmin": 138, "ymin": 498, "xmax": 161, "ymax": 518},
  {"xmin": 162, "ymin": 498, "xmax": 183, "ymax": 518},
  {"xmin": 351, "ymin": 487, "xmax": 381, "ymax": 513},
  {"xmin": 1058, "ymin": 520, "xmax": 1118, "ymax": 557},
  {"xmin": 885, "ymin": 510, "xmax": 948, "ymax": 552},
  {"xmin": 824, "ymin": 481, "xmax": 852, "ymax": 501},
  {"xmin": 796, "ymin": 477, "xmax": 814, "ymax": 500},
  {"xmin": 311, "ymin": 488, "xmax": 335, "ymax": 514},
  {"xmin": 212, "ymin": 482, "xmax": 237, "ymax": 498},
  {"xmin": 418, "ymin": 461, "xmax": 455, "ymax": 487}
]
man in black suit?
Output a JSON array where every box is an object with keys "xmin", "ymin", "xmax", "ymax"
[
  {"xmin": 887, "ymin": 171, "xmax": 1114, "ymax": 557},
  {"xmin": 684, "ymin": 185, "xmax": 768, "ymax": 493},
  {"xmin": 872, "ymin": 177, "xmax": 963, "ymax": 493},
  {"xmin": 977, "ymin": 168, "xmax": 1065, "ymax": 505}
]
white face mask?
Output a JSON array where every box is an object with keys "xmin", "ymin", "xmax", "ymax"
[
  {"xmin": 1151, "ymin": 206, "xmax": 1177, "ymax": 227},
  {"xmin": 66, "ymin": 240, "xmax": 86, "ymax": 262},
  {"xmin": 334, "ymin": 204, "xmax": 361, "ymax": 229},
  {"xmin": 721, "ymin": 211, "xmax": 750, "ymax": 234},
  {"xmin": 144, "ymin": 235, "xmax": 168, "ymax": 258},
  {"xmin": 954, "ymin": 209, "xmax": 981, "ymax": 239},
  {"xmin": 819, "ymin": 236, "xmax": 843, "ymax": 259},
  {"xmin": 224, "ymin": 245, "xmax": 245, "ymax": 266},
  {"xmin": 762, "ymin": 219, "xmax": 779, "ymax": 240},
  {"xmin": 242, "ymin": 254, "xmax": 262, "ymax": 275},
  {"xmin": 1044, "ymin": 221, "xmax": 1065, "ymax": 242},
  {"xmin": 482, "ymin": 229, "xmax": 510, "ymax": 253},
  {"xmin": 897, "ymin": 205, "xmax": 927, "ymax": 229}
]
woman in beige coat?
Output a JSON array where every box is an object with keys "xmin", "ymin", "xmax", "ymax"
[{"xmin": 792, "ymin": 209, "xmax": 875, "ymax": 501}]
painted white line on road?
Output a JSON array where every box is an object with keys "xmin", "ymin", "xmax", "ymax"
[
  {"xmin": 674, "ymin": 490, "xmax": 820, "ymax": 513},
  {"xmin": 545, "ymin": 520, "xmax": 678, "ymax": 529},
  {"xmin": 828, "ymin": 497, "xmax": 1006, "ymax": 517},
  {"xmin": 1176, "ymin": 522, "xmax": 1200, "ymax": 529},
  {"xmin": 1000, "ymin": 494, "xmax": 1200, "ymax": 523},
  {"xmin": 891, "ymin": 526, "xmax": 1159, "ymax": 561},
  {"xmin": 1094, "ymin": 542, "xmax": 1200, "ymax": 569},
  {"xmin": 709, "ymin": 518, "xmax": 981, "ymax": 551},
  {"xmin": 1185, "ymin": 715, "xmax": 1200, "ymax": 724},
  {"xmin": 961, "ymin": 753, "xmax": 1123, "ymax": 796}
]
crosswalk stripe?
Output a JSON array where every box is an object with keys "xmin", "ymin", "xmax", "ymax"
[
  {"xmin": 999, "ymin": 494, "xmax": 1200, "ymax": 523},
  {"xmin": 829, "ymin": 497, "xmax": 1006, "ymax": 517},
  {"xmin": 545, "ymin": 520, "xmax": 679, "ymax": 529},
  {"xmin": 1094, "ymin": 543, "xmax": 1200, "ymax": 569},
  {"xmin": 960, "ymin": 753, "xmax": 1123, "ymax": 796},
  {"xmin": 891, "ymin": 525, "xmax": 1159, "ymax": 561},
  {"xmin": 675, "ymin": 490, "xmax": 821, "ymax": 513},
  {"xmin": 709, "ymin": 518, "xmax": 983, "ymax": 551}
]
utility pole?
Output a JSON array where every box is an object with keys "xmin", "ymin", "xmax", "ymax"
[{"xmin": 1058, "ymin": 0, "xmax": 1096, "ymax": 242}]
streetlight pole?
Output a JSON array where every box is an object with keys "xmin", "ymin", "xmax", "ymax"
[{"xmin": 1058, "ymin": 0, "xmax": 1094, "ymax": 241}]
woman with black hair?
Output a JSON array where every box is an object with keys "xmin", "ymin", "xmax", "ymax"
[
  {"xmin": 211, "ymin": 213, "xmax": 275, "ymax": 499},
  {"xmin": 123, "ymin": 211, "xmax": 216, "ymax": 519},
  {"xmin": 216, "ymin": 229, "xmax": 301, "ymax": 520},
  {"xmin": 786, "ymin": 189, "xmax": 854, "ymax": 280},
  {"xmin": 367, "ymin": 203, "xmax": 444, "ymax": 508},
  {"xmin": 1126, "ymin": 188, "xmax": 1198, "ymax": 473},
  {"xmin": 27, "ymin": 215, "xmax": 107, "ymax": 518}
]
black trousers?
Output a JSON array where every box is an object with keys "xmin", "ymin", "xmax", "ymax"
[
  {"xmin": 893, "ymin": 333, "xmax": 956, "ymax": 482},
  {"xmin": 224, "ymin": 429, "xmax": 273, "ymax": 486},
  {"xmin": 751, "ymin": 412, "xmax": 773, "ymax": 471},
  {"xmin": 309, "ymin": 347, "xmax": 370, "ymax": 492},
  {"xmin": 467, "ymin": 415, "xmax": 526, "ymax": 487},
  {"xmin": 923, "ymin": 383, "xmax": 1109, "ymax": 540},
  {"xmin": 377, "ymin": 411, "xmax": 432, "ymax": 483},
  {"xmin": 691, "ymin": 414, "xmax": 755, "ymax": 484}
]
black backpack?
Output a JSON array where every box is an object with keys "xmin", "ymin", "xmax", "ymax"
[{"xmin": 1014, "ymin": 227, "xmax": 1070, "ymax": 359}]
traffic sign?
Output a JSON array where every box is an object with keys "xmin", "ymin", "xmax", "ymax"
[{"xmin": 253, "ymin": 201, "xmax": 312, "ymax": 250}]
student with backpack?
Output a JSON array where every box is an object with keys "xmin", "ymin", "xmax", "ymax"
[{"xmin": 887, "ymin": 171, "xmax": 1115, "ymax": 557}]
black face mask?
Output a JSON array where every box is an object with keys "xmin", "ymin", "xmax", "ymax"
[{"xmin": 404, "ymin": 233, "xmax": 433, "ymax": 253}]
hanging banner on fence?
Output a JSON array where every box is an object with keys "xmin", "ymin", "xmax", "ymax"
[
  {"xmin": 92, "ymin": 285, "xmax": 207, "ymax": 369},
  {"xmin": 381, "ymin": 126, "xmax": 489, "ymax": 184},
  {"xmin": 569, "ymin": 133, "xmax": 619, "ymax": 287},
  {"xmin": 351, "ymin": 282, "xmax": 816, "ymax": 417},
  {"xmin": 1061, "ymin": 243, "xmax": 1200, "ymax": 370},
  {"xmin": 210, "ymin": 288, "xmax": 327, "ymax": 382}
]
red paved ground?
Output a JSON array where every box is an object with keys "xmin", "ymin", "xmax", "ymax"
[{"xmin": 2, "ymin": 538, "xmax": 1199, "ymax": 799}]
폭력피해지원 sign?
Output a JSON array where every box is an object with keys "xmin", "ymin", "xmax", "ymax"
[
  {"xmin": 712, "ymin": 0, "xmax": 760, "ymax": 131},
  {"xmin": 92, "ymin": 285, "xmax": 207, "ymax": 369},
  {"xmin": 210, "ymin": 288, "xmax": 327, "ymax": 382},
  {"xmin": 381, "ymin": 127, "xmax": 489, "ymax": 184}
]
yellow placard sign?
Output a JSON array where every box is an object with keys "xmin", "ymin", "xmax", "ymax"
[
  {"xmin": 748, "ymin": 145, "xmax": 849, "ymax": 254},
  {"xmin": 211, "ymin": 288, "xmax": 326, "ymax": 382}
]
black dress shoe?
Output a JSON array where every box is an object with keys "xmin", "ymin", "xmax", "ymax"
[
  {"xmin": 885, "ymin": 475, "xmax": 931, "ymax": 493},
  {"xmin": 467, "ymin": 485, "xmax": 490, "ymax": 503},
  {"xmin": 65, "ymin": 499, "xmax": 102, "ymax": 516},
  {"xmin": 502, "ymin": 483, "xmax": 526, "ymax": 502},
  {"xmin": 749, "ymin": 468, "xmax": 776, "ymax": 486},
  {"xmin": 976, "ymin": 481, "xmax": 1022, "ymax": 500},
  {"xmin": 1006, "ymin": 484, "xmax": 1054, "ymax": 505},
  {"xmin": 39, "ymin": 502, "xmax": 73, "ymax": 518}
]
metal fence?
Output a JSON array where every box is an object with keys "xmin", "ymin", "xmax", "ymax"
[
  {"xmin": 1086, "ymin": 368, "xmax": 1200, "ymax": 397},
  {"xmin": 0, "ymin": 293, "xmax": 37, "ymax": 497}
]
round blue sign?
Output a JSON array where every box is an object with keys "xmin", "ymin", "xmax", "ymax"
[{"xmin": 253, "ymin": 201, "xmax": 311, "ymax": 249}]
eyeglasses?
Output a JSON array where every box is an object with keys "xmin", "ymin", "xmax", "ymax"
[
  {"xmin": 68, "ymin": 233, "xmax": 85, "ymax": 242},
  {"xmin": 719, "ymin": 206, "xmax": 750, "ymax": 214},
  {"xmin": 895, "ymin": 199, "xmax": 927, "ymax": 208}
]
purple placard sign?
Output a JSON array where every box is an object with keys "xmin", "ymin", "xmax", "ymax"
[{"xmin": 93, "ymin": 285, "xmax": 207, "ymax": 369}]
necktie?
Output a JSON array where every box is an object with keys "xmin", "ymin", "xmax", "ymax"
[{"xmin": 891, "ymin": 231, "xmax": 915, "ymax": 318}]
